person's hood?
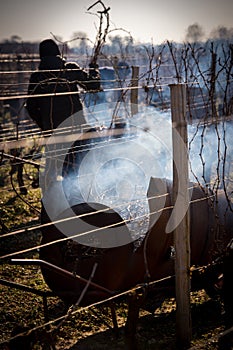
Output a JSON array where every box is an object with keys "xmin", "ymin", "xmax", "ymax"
[{"xmin": 39, "ymin": 39, "xmax": 61, "ymax": 58}]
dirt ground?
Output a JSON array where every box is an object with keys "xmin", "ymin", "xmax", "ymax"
[{"xmin": 0, "ymin": 165, "xmax": 232, "ymax": 350}]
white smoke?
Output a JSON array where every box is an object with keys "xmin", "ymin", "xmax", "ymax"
[
  {"xmin": 43, "ymin": 102, "xmax": 233, "ymax": 247},
  {"xmin": 62, "ymin": 104, "xmax": 173, "ymax": 244}
]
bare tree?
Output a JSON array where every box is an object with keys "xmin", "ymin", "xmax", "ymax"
[
  {"xmin": 210, "ymin": 26, "xmax": 233, "ymax": 40},
  {"xmin": 185, "ymin": 23, "xmax": 205, "ymax": 43}
]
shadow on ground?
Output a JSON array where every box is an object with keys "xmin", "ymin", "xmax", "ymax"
[{"xmin": 67, "ymin": 298, "xmax": 224, "ymax": 350}]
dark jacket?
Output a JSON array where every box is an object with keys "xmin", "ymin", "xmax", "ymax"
[{"xmin": 26, "ymin": 55, "xmax": 100, "ymax": 131}]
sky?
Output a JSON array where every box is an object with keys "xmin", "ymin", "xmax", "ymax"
[{"xmin": 1, "ymin": 0, "xmax": 233, "ymax": 45}]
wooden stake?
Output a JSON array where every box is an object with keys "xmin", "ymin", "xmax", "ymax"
[
  {"xmin": 170, "ymin": 83, "xmax": 191, "ymax": 349},
  {"xmin": 130, "ymin": 66, "xmax": 139, "ymax": 116}
]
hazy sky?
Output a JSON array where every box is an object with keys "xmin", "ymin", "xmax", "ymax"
[{"xmin": 1, "ymin": 0, "xmax": 233, "ymax": 44}]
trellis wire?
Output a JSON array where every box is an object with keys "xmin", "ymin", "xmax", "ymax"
[{"xmin": 0, "ymin": 191, "xmax": 216, "ymax": 260}]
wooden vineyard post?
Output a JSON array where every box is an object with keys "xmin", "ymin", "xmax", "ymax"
[
  {"xmin": 169, "ymin": 83, "xmax": 191, "ymax": 349},
  {"xmin": 130, "ymin": 66, "xmax": 139, "ymax": 116},
  {"xmin": 17, "ymin": 55, "xmax": 26, "ymax": 121}
]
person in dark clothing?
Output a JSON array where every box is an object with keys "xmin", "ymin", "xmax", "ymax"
[
  {"xmin": 26, "ymin": 39, "xmax": 100, "ymax": 131},
  {"xmin": 26, "ymin": 39, "xmax": 100, "ymax": 192}
]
